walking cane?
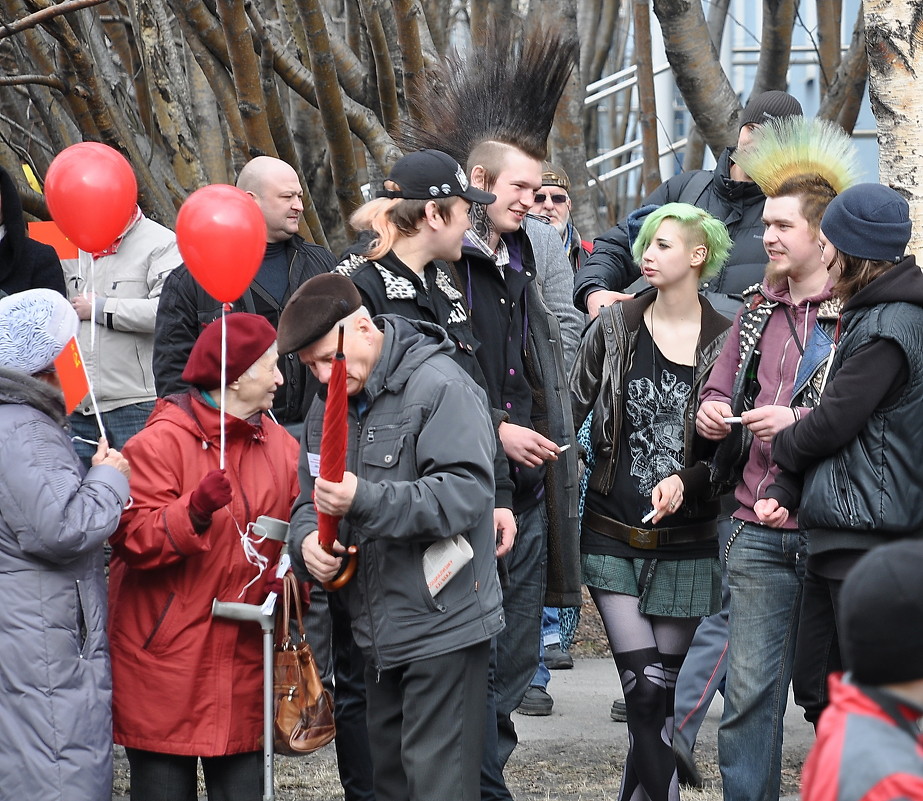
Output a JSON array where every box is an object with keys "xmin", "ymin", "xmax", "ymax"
[{"xmin": 211, "ymin": 515, "xmax": 289, "ymax": 801}]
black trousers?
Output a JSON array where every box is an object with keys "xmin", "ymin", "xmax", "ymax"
[
  {"xmin": 792, "ymin": 565, "xmax": 847, "ymax": 726},
  {"xmin": 125, "ymin": 748, "xmax": 260, "ymax": 801},
  {"xmin": 328, "ymin": 589, "xmax": 377, "ymax": 801},
  {"xmin": 365, "ymin": 640, "xmax": 491, "ymax": 801}
]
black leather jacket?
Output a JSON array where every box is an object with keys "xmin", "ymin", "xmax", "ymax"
[{"xmin": 570, "ymin": 292, "xmax": 731, "ymax": 515}]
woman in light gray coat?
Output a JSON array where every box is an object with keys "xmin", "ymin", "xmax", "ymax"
[{"xmin": 0, "ymin": 288, "xmax": 130, "ymax": 801}]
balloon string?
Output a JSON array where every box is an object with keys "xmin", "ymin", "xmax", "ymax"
[
  {"xmin": 220, "ymin": 308, "xmax": 226, "ymax": 470},
  {"xmin": 74, "ymin": 337, "xmax": 105, "ymax": 439},
  {"xmin": 233, "ymin": 516, "xmax": 270, "ymax": 598},
  {"xmin": 80, "ymin": 249, "xmax": 97, "ymax": 352}
]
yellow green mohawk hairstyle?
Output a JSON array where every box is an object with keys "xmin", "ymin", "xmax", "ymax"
[
  {"xmin": 396, "ymin": 20, "xmax": 578, "ymax": 167},
  {"xmin": 734, "ymin": 117, "xmax": 861, "ymax": 198}
]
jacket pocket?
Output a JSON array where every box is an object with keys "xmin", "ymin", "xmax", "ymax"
[
  {"xmin": 74, "ymin": 579, "xmax": 90, "ymax": 658},
  {"xmin": 142, "ymin": 592, "xmax": 179, "ymax": 656},
  {"xmin": 832, "ymin": 457, "xmax": 857, "ymax": 526},
  {"xmin": 362, "ymin": 427, "xmax": 404, "ymax": 472}
]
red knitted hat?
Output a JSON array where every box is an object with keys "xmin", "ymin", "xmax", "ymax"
[{"xmin": 182, "ymin": 313, "xmax": 277, "ymax": 388}]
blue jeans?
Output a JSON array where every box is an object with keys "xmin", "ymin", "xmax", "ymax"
[
  {"xmin": 718, "ymin": 521, "xmax": 806, "ymax": 801},
  {"xmin": 495, "ymin": 502, "xmax": 547, "ymax": 766},
  {"xmin": 530, "ymin": 606, "xmax": 561, "ymax": 690},
  {"xmin": 70, "ymin": 401, "xmax": 155, "ymax": 470}
]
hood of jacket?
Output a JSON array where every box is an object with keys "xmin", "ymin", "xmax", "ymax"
[
  {"xmin": 0, "ymin": 165, "xmax": 27, "ymax": 276},
  {"xmin": 760, "ymin": 273, "xmax": 835, "ymax": 308},
  {"xmin": 361, "ymin": 314, "xmax": 457, "ymax": 402},
  {"xmin": 0, "ymin": 366, "xmax": 68, "ymax": 427},
  {"xmin": 843, "ymin": 255, "xmax": 923, "ymax": 314}
]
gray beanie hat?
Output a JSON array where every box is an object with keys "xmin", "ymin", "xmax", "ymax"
[
  {"xmin": 738, "ymin": 90, "xmax": 803, "ymax": 129},
  {"xmin": 841, "ymin": 540, "xmax": 923, "ymax": 686},
  {"xmin": 0, "ymin": 288, "xmax": 79, "ymax": 375},
  {"xmin": 821, "ymin": 183, "xmax": 911, "ymax": 262}
]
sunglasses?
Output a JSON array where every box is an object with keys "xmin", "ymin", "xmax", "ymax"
[{"xmin": 534, "ymin": 193, "xmax": 569, "ymax": 205}]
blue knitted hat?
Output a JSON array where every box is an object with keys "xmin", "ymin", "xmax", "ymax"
[{"xmin": 821, "ymin": 183, "xmax": 911, "ymax": 262}]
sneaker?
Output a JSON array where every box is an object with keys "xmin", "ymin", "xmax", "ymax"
[
  {"xmin": 516, "ymin": 686, "xmax": 554, "ymax": 716},
  {"xmin": 610, "ymin": 698, "xmax": 627, "ymax": 722},
  {"xmin": 674, "ymin": 732, "xmax": 704, "ymax": 788},
  {"xmin": 544, "ymin": 643, "xmax": 574, "ymax": 670}
]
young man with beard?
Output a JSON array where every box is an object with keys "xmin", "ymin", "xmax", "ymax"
[{"xmin": 695, "ymin": 118, "xmax": 859, "ymax": 801}]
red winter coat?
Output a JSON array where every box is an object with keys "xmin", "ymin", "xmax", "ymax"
[{"xmin": 109, "ymin": 393, "xmax": 299, "ymax": 756}]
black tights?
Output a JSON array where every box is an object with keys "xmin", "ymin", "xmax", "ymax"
[{"xmin": 590, "ymin": 587, "xmax": 699, "ymax": 801}]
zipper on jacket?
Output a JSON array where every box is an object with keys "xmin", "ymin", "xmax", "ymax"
[
  {"xmin": 75, "ymin": 580, "xmax": 88, "ymax": 658},
  {"xmin": 142, "ymin": 592, "xmax": 176, "ymax": 650},
  {"xmin": 356, "ymin": 413, "xmax": 384, "ymax": 670}
]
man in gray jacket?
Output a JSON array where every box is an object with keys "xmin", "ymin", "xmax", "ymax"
[{"xmin": 281, "ymin": 274, "xmax": 504, "ymax": 801}]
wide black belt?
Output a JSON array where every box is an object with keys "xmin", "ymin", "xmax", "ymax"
[{"xmin": 583, "ymin": 508, "xmax": 717, "ymax": 550}]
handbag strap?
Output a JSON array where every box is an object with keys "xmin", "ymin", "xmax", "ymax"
[{"xmin": 279, "ymin": 572, "xmax": 307, "ymax": 646}]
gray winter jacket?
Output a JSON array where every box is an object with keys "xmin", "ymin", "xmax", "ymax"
[
  {"xmin": 0, "ymin": 368, "xmax": 128, "ymax": 801},
  {"xmin": 523, "ymin": 215, "xmax": 583, "ymax": 367},
  {"xmin": 289, "ymin": 316, "xmax": 505, "ymax": 670}
]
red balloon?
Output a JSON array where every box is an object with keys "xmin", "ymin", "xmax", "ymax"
[
  {"xmin": 176, "ymin": 185, "xmax": 266, "ymax": 303},
  {"xmin": 45, "ymin": 142, "xmax": 138, "ymax": 253}
]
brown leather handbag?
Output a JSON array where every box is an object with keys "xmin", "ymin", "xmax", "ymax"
[{"xmin": 273, "ymin": 572, "xmax": 336, "ymax": 755}]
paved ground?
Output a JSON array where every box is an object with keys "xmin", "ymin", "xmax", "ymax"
[
  {"xmin": 114, "ymin": 656, "xmax": 815, "ymax": 800},
  {"xmin": 510, "ymin": 656, "xmax": 814, "ymax": 800}
]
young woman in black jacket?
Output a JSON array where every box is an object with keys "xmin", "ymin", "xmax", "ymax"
[{"xmin": 570, "ymin": 202, "xmax": 732, "ymax": 801}]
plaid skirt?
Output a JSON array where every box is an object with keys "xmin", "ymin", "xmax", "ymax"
[{"xmin": 582, "ymin": 552, "xmax": 721, "ymax": 618}]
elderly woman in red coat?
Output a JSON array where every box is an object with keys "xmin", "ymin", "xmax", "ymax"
[{"xmin": 109, "ymin": 313, "xmax": 300, "ymax": 801}]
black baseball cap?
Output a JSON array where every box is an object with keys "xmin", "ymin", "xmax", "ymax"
[{"xmin": 378, "ymin": 149, "xmax": 496, "ymax": 205}]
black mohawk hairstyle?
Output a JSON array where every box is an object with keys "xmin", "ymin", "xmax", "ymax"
[{"xmin": 397, "ymin": 21, "xmax": 578, "ymax": 167}]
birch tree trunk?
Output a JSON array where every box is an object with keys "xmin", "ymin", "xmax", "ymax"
[{"xmin": 865, "ymin": 0, "xmax": 923, "ymax": 256}]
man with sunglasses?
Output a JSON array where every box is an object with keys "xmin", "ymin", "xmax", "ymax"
[{"xmin": 530, "ymin": 163, "xmax": 593, "ymax": 273}]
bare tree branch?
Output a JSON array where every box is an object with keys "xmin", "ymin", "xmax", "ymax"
[
  {"xmin": 0, "ymin": 73, "xmax": 64, "ymax": 89},
  {"xmin": 818, "ymin": 3, "xmax": 867, "ymax": 132},
  {"xmin": 653, "ymin": 0, "xmax": 739, "ymax": 154},
  {"xmin": 750, "ymin": 0, "xmax": 797, "ymax": 98},
  {"xmin": 0, "ymin": 0, "xmax": 107, "ymax": 40}
]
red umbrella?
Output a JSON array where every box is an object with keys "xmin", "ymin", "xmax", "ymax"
[{"xmin": 318, "ymin": 324, "xmax": 357, "ymax": 591}]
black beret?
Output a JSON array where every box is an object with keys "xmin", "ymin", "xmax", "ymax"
[{"xmin": 277, "ymin": 273, "xmax": 362, "ymax": 355}]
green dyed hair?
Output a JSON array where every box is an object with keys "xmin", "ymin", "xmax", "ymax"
[{"xmin": 631, "ymin": 202, "xmax": 733, "ymax": 282}]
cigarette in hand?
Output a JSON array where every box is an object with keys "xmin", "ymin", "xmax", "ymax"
[
  {"xmin": 723, "ymin": 416, "xmax": 742, "ymax": 424},
  {"xmin": 641, "ymin": 508, "xmax": 657, "ymax": 524},
  {"xmin": 546, "ymin": 443, "xmax": 572, "ymax": 455}
]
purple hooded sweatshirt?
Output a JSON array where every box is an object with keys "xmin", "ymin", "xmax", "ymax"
[{"xmin": 700, "ymin": 277, "xmax": 834, "ymax": 528}]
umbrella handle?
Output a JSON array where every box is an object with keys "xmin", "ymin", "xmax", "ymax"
[{"xmin": 321, "ymin": 545, "xmax": 358, "ymax": 592}]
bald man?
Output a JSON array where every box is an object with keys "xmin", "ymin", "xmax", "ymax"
[{"xmin": 153, "ymin": 157, "xmax": 335, "ymax": 431}]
